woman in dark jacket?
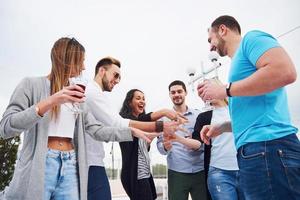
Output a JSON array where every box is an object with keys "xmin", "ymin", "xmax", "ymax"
[{"xmin": 119, "ymin": 89, "xmax": 181, "ymax": 200}]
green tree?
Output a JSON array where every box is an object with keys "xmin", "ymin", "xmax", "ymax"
[
  {"xmin": 105, "ymin": 167, "xmax": 119, "ymax": 180},
  {"xmin": 0, "ymin": 136, "xmax": 20, "ymax": 190},
  {"xmin": 152, "ymin": 164, "xmax": 167, "ymax": 178}
]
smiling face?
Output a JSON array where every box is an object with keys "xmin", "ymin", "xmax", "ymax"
[
  {"xmin": 208, "ymin": 27, "xmax": 227, "ymax": 57},
  {"xmin": 101, "ymin": 64, "xmax": 121, "ymax": 92},
  {"xmin": 169, "ymin": 84, "xmax": 186, "ymax": 106},
  {"xmin": 94, "ymin": 63, "xmax": 121, "ymax": 92},
  {"xmin": 130, "ymin": 90, "xmax": 146, "ymax": 117}
]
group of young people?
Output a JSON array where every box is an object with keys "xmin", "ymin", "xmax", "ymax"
[{"xmin": 1, "ymin": 15, "xmax": 299, "ymax": 200}]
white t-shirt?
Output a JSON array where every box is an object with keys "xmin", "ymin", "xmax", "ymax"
[
  {"xmin": 85, "ymin": 80, "xmax": 130, "ymax": 167},
  {"xmin": 210, "ymin": 106, "xmax": 239, "ymax": 170},
  {"xmin": 48, "ymin": 103, "xmax": 76, "ymax": 138}
]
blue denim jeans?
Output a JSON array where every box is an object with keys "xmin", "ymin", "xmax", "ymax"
[
  {"xmin": 44, "ymin": 149, "xmax": 79, "ymax": 200},
  {"xmin": 207, "ymin": 166, "xmax": 244, "ymax": 200},
  {"xmin": 237, "ymin": 133, "xmax": 300, "ymax": 200},
  {"xmin": 88, "ymin": 166, "xmax": 112, "ymax": 200}
]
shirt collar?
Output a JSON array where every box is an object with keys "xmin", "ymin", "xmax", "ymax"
[
  {"xmin": 92, "ymin": 80, "xmax": 104, "ymax": 93},
  {"xmin": 173, "ymin": 106, "xmax": 193, "ymax": 116}
]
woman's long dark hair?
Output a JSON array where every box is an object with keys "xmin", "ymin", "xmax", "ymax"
[{"xmin": 119, "ymin": 89, "xmax": 145, "ymax": 119}]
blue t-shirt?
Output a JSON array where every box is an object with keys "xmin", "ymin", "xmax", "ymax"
[{"xmin": 228, "ymin": 30, "xmax": 298, "ymax": 149}]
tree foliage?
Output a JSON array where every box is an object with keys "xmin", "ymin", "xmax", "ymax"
[
  {"xmin": 152, "ymin": 164, "xmax": 167, "ymax": 178},
  {"xmin": 0, "ymin": 137, "xmax": 20, "ymax": 191}
]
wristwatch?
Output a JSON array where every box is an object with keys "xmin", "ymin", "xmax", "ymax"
[{"xmin": 226, "ymin": 82, "xmax": 232, "ymax": 97}]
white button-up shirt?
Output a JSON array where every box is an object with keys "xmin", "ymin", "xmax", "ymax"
[
  {"xmin": 156, "ymin": 107, "xmax": 205, "ymax": 173},
  {"xmin": 85, "ymin": 80, "xmax": 130, "ymax": 166}
]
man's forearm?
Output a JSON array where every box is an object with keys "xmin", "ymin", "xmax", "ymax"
[
  {"xmin": 177, "ymin": 137, "xmax": 201, "ymax": 150},
  {"xmin": 129, "ymin": 120, "xmax": 156, "ymax": 132},
  {"xmin": 230, "ymin": 48, "xmax": 296, "ymax": 97},
  {"xmin": 230, "ymin": 66, "xmax": 295, "ymax": 96},
  {"xmin": 219, "ymin": 121, "xmax": 232, "ymax": 133},
  {"xmin": 150, "ymin": 109, "xmax": 167, "ymax": 121}
]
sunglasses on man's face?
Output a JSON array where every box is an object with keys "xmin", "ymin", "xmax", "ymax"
[{"xmin": 113, "ymin": 72, "xmax": 121, "ymax": 80}]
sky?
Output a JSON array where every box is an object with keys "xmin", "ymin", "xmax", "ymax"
[{"xmin": 1, "ymin": 0, "xmax": 300, "ymax": 168}]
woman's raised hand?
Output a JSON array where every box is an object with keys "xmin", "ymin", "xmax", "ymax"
[{"xmin": 49, "ymin": 85, "xmax": 85, "ymax": 106}]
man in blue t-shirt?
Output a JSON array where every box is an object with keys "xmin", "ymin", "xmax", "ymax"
[{"xmin": 197, "ymin": 15, "xmax": 299, "ymax": 199}]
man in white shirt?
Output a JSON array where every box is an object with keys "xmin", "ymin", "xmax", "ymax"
[{"xmin": 85, "ymin": 57, "xmax": 180, "ymax": 200}]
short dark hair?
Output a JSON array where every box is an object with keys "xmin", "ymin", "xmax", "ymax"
[
  {"xmin": 211, "ymin": 15, "xmax": 241, "ymax": 34},
  {"xmin": 168, "ymin": 80, "xmax": 186, "ymax": 92},
  {"xmin": 94, "ymin": 56, "xmax": 121, "ymax": 77}
]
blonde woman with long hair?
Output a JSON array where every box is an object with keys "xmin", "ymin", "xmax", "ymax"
[{"xmin": 0, "ymin": 37, "xmax": 154, "ymax": 200}]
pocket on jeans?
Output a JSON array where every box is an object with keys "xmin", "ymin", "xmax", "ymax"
[
  {"xmin": 278, "ymin": 148, "xmax": 300, "ymax": 192},
  {"xmin": 240, "ymin": 145, "xmax": 265, "ymax": 159},
  {"xmin": 278, "ymin": 148, "xmax": 300, "ymax": 168}
]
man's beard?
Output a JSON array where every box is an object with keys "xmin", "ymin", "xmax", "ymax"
[
  {"xmin": 173, "ymin": 98, "xmax": 183, "ymax": 106},
  {"xmin": 102, "ymin": 75, "xmax": 112, "ymax": 92},
  {"xmin": 217, "ymin": 37, "xmax": 226, "ymax": 57}
]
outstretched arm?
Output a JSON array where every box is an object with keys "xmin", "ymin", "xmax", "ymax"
[
  {"xmin": 200, "ymin": 121, "xmax": 232, "ymax": 145},
  {"xmin": 198, "ymin": 47, "xmax": 297, "ymax": 101},
  {"xmin": 150, "ymin": 109, "xmax": 188, "ymax": 123},
  {"xmin": 169, "ymin": 133, "xmax": 202, "ymax": 150}
]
